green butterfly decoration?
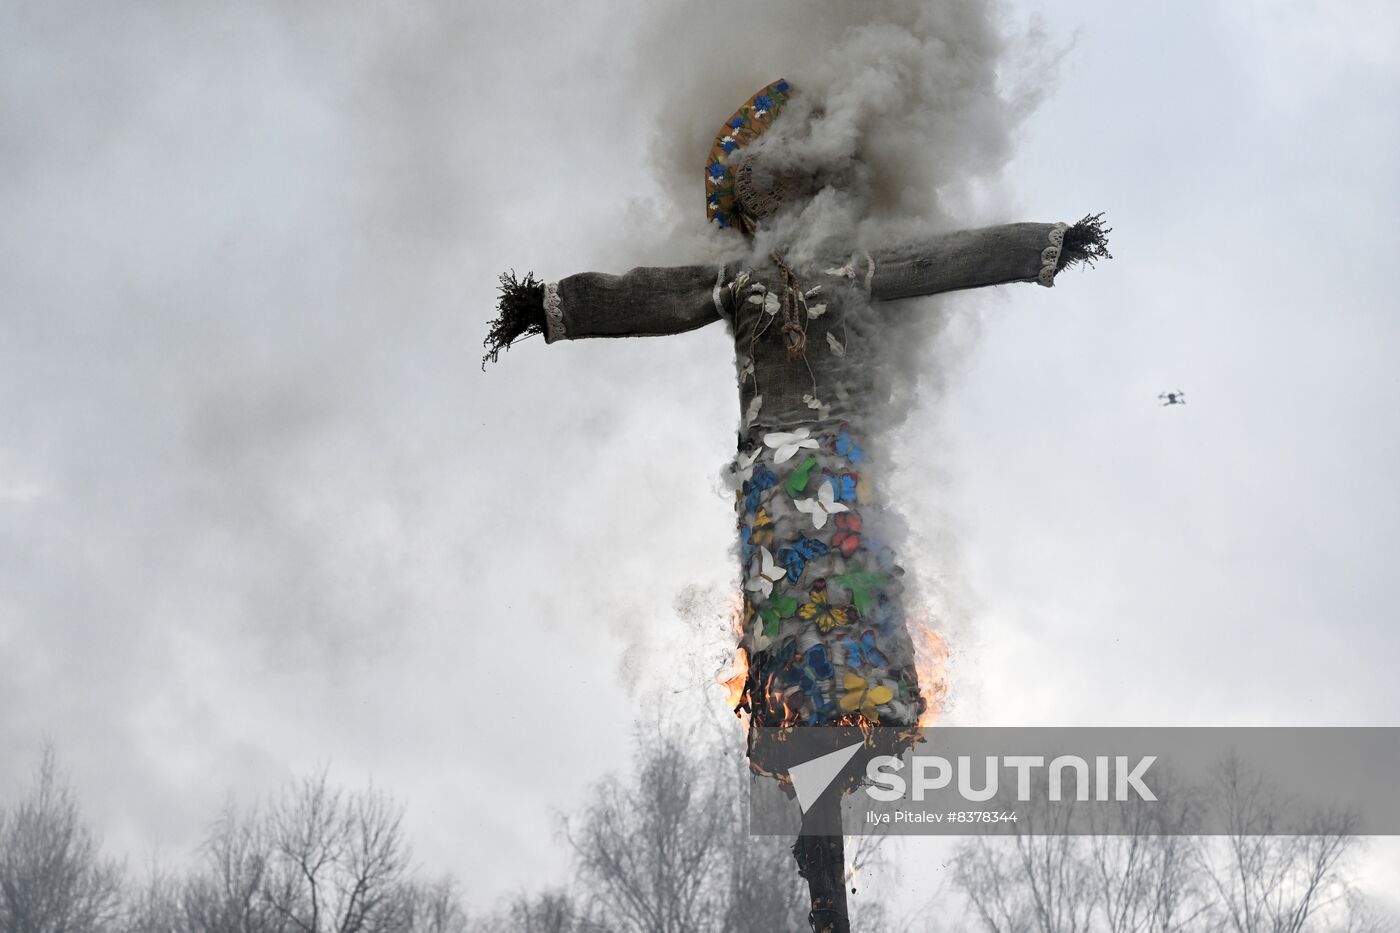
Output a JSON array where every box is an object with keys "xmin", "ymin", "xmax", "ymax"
[
  {"xmin": 785, "ymin": 456, "xmax": 819, "ymax": 498},
  {"xmin": 834, "ymin": 566, "xmax": 888, "ymax": 615},
  {"xmin": 759, "ymin": 593, "xmax": 798, "ymax": 636}
]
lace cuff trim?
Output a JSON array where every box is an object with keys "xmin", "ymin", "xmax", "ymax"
[
  {"xmin": 542, "ymin": 281, "xmax": 564, "ymax": 342},
  {"xmin": 1037, "ymin": 223, "xmax": 1070, "ymax": 288}
]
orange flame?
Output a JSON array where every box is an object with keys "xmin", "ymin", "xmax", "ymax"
[
  {"xmin": 909, "ymin": 611, "xmax": 951, "ymax": 727},
  {"xmin": 720, "ymin": 594, "xmax": 950, "ymax": 732},
  {"xmin": 718, "ymin": 593, "xmax": 750, "ymax": 721},
  {"xmin": 722, "ymin": 654, "xmax": 748, "ymax": 711}
]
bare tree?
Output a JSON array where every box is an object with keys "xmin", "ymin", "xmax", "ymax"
[
  {"xmin": 1083, "ymin": 771, "xmax": 1213, "ymax": 933},
  {"xmin": 120, "ymin": 864, "xmax": 183, "ymax": 933},
  {"xmin": 721, "ymin": 820, "xmax": 809, "ymax": 933},
  {"xmin": 0, "ymin": 744, "xmax": 124, "ymax": 933},
  {"xmin": 568, "ymin": 731, "xmax": 731, "ymax": 933},
  {"xmin": 482, "ymin": 890, "xmax": 592, "ymax": 933},
  {"xmin": 258, "ymin": 772, "xmax": 412, "ymax": 933},
  {"xmin": 954, "ymin": 794, "xmax": 1095, "ymax": 933},
  {"xmin": 177, "ymin": 772, "xmax": 419, "ymax": 933},
  {"xmin": 0, "ymin": 753, "xmax": 468, "ymax": 933},
  {"xmin": 181, "ymin": 803, "xmax": 290, "ymax": 933},
  {"xmin": 395, "ymin": 878, "xmax": 471, "ymax": 933},
  {"xmin": 1198, "ymin": 759, "xmax": 1363, "ymax": 933},
  {"xmin": 951, "ymin": 757, "xmax": 1380, "ymax": 933}
]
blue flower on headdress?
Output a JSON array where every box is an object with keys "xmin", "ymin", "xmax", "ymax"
[
  {"xmin": 753, "ymin": 95, "xmax": 773, "ymax": 112},
  {"xmin": 729, "ymin": 116, "xmax": 745, "ymax": 130},
  {"xmin": 715, "ymin": 214, "xmax": 730, "ymax": 228},
  {"xmin": 721, "ymin": 136, "xmax": 738, "ymax": 153},
  {"xmin": 774, "ymin": 80, "xmax": 790, "ymax": 93},
  {"xmin": 707, "ymin": 162, "xmax": 726, "ymax": 181}
]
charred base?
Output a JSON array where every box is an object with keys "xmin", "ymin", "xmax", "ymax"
[{"xmin": 793, "ymin": 795, "xmax": 849, "ymax": 933}]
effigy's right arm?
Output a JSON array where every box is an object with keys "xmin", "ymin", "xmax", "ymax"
[{"xmin": 483, "ymin": 265, "xmax": 727, "ymax": 367}]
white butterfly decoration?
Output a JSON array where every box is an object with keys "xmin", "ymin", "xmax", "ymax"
[
  {"xmin": 733, "ymin": 448, "xmax": 760, "ymax": 483},
  {"xmin": 794, "ymin": 482, "xmax": 849, "ymax": 530},
  {"xmin": 763, "ymin": 427, "xmax": 819, "ymax": 463},
  {"xmin": 826, "ymin": 332, "xmax": 845, "ymax": 357},
  {"xmin": 745, "ymin": 546, "xmax": 785, "ymax": 598}
]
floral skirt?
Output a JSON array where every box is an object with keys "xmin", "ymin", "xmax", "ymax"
[{"xmin": 734, "ymin": 420, "xmax": 924, "ymax": 772}]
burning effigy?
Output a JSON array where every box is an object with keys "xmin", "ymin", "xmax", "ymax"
[{"xmin": 485, "ymin": 77, "xmax": 1108, "ymax": 933}]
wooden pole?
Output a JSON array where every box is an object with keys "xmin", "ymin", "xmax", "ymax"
[{"xmin": 793, "ymin": 794, "xmax": 849, "ymax": 933}]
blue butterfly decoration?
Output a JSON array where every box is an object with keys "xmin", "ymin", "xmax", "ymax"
[
  {"xmin": 743, "ymin": 465, "xmax": 778, "ymax": 514},
  {"xmin": 828, "ymin": 472, "xmax": 858, "ymax": 503},
  {"xmin": 792, "ymin": 644, "xmax": 835, "ymax": 692},
  {"xmin": 838, "ymin": 629, "xmax": 890, "ymax": 669},
  {"xmin": 778, "ymin": 534, "xmax": 830, "ymax": 583},
  {"xmin": 804, "ymin": 693, "xmax": 837, "ymax": 724},
  {"xmin": 860, "ymin": 536, "xmax": 902, "ymax": 575},
  {"xmin": 740, "ymin": 524, "xmax": 755, "ymax": 566},
  {"xmin": 835, "ymin": 426, "xmax": 865, "ymax": 464},
  {"xmin": 777, "ymin": 644, "xmax": 837, "ymax": 724}
]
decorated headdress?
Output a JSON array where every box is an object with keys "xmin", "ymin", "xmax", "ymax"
[{"xmin": 705, "ymin": 79, "xmax": 792, "ymax": 233}]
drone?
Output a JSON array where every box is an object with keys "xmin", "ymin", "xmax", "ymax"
[{"xmin": 1159, "ymin": 391, "xmax": 1186, "ymax": 407}]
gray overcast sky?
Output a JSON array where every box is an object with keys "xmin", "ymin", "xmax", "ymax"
[{"xmin": 1, "ymin": 0, "xmax": 1397, "ymax": 917}]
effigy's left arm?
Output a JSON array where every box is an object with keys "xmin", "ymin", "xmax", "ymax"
[{"xmin": 869, "ymin": 214, "xmax": 1111, "ymax": 302}]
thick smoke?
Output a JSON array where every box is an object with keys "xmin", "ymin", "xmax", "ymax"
[
  {"xmin": 620, "ymin": 0, "xmax": 1060, "ymax": 713},
  {"xmin": 623, "ymin": 0, "xmax": 1058, "ymax": 422},
  {"xmin": 629, "ymin": 1, "xmax": 1051, "ymax": 253}
]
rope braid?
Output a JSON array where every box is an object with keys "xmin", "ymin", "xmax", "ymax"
[{"xmin": 771, "ymin": 252, "xmax": 808, "ymax": 362}]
